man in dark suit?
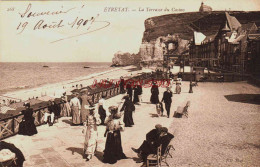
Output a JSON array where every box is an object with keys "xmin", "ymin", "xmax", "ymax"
[
  {"xmin": 131, "ymin": 124, "xmax": 162, "ymax": 163},
  {"xmin": 161, "ymin": 87, "xmax": 173, "ymax": 118},
  {"xmin": 132, "ymin": 126, "xmax": 174, "ymax": 166},
  {"xmin": 158, "ymin": 127, "xmax": 174, "ymax": 155}
]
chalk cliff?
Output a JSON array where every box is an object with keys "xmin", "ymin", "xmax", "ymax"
[
  {"xmin": 112, "ymin": 51, "xmax": 141, "ymax": 66},
  {"xmin": 112, "ymin": 11, "xmax": 260, "ymax": 65}
]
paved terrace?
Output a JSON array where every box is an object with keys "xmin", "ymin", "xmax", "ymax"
[{"xmin": 4, "ymin": 81, "xmax": 260, "ymax": 167}]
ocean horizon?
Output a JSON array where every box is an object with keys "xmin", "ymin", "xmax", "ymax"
[{"xmin": 0, "ymin": 62, "xmax": 112, "ymax": 95}]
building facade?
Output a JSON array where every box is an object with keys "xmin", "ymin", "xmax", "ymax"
[{"xmin": 189, "ymin": 12, "xmax": 260, "ymax": 75}]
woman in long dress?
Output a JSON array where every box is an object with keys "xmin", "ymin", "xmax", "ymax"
[
  {"xmin": 18, "ymin": 103, "xmax": 38, "ymax": 136},
  {"xmin": 60, "ymin": 93, "xmax": 71, "ymax": 117},
  {"xmin": 120, "ymin": 96, "xmax": 135, "ymax": 127},
  {"xmin": 150, "ymin": 82, "xmax": 159, "ymax": 104},
  {"xmin": 133, "ymin": 84, "xmax": 142, "ymax": 104},
  {"xmin": 133, "ymin": 85, "xmax": 139, "ymax": 104},
  {"xmin": 80, "ymin": 91, "xmax": 92, "ymax": 123},
  {"xmin": 82, "ymin": 108, "xmax": 101, "ymax": 161},
  {"xmin": 103, "ymin": 106, "xmax": 127, "ymax": 164},
  {"xmin": 69, "ymin": 93, "xmax": 81, "ymax": 125}
]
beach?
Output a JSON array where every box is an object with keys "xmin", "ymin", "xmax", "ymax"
[{"xmin": 0, "ymin": 65, "xmax": 149, "ymax": 103}]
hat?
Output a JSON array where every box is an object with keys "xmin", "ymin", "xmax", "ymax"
[
  {"xmin": 122, "ymin": 95, "xmax": 129, "ymax": 100},
  {"xmin": 161, "ymin": 127, "xmax": 168, "ymax": 133},
  {"xmin": 80, "ymin": 89, "xmax": 88, "ymax": 94},
  {"xmin": 109, "ymin": 106, "xmax": 118, "ymax": 115},
  {"xmin": 155, "ymin": 124, "xmax": 162, "ymax": 130}
]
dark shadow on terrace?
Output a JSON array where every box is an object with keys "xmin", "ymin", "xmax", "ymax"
[{"xmin": 224, "ymin": 94, "xmax": 260, "ymax": 105}]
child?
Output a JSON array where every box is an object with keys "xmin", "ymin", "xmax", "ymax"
[{"xmin": 156, "ymin": 102, "xmax": 164, "ymax": 117}]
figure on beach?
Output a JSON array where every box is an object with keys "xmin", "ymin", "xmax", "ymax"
[
  {"xmin": 60, "ymin": 92, "xmax": 71, "ymax": 117},
  {"xmin": 161, "ymin": 87, "xmax": 173, "ymax": 118},
  {"xmin": 18, "ymin": 102, "xmax": 38, "ymax": 136},
  {"xmin": 150, "ymin": 82, "xmax": 159, "ymax": 104},
  {"xmin": 103, "ymin": 106, "xmax": 127, "ymax": 164},
  {"xmin": 98, "ymin": 96, "xmax": 107, "ymax": 125},
  {"xmin": 120, "ymin": 95, "xmax": 135, "ymax": 127},
  {"xmin": 80, "ymin": 90, "xmax": 92, "ymax": 123},
  {"xmin": 132, "ymin": 126, "xmax": 174, "ymax": 166},
  {"xmin": 70, "ymin": 93, "xmax": 81, "ymax": 125},
  {"xmin": 82, "ymin": 108, "xmax": 101, "ymax": 161}
]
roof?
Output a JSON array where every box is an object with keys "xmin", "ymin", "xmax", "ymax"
[
  {"xmin": 202, "ymin": 33, "xmax": 218, "ymax": 43},
  {"xmin": 9, "ymin": 102, "xmax": 24, "ymax": 109},
  {"xmin": 248, "ymin": 34, "xmax": 260, "ymax": 40},
  {"xmin": 225, "ymin": 12, "xmax": 241, "ymax": 31},
  {"xmin": 37, "ymin": 96, "xmax": 55, "ymax": 102},
  {"xmin": 222, "ymin": 21, "xmax": 230, "ymax": 31},
  {"xmin": 231, "ymin": 35, "xmax": 246, "ymax": 44},
  {"xmin": 0, "ymin": 106, "xmax": 15, "ymax": 114},
  {"xmin": 241, "ymin": 23, "xmax": 258, "ymax": 34}
]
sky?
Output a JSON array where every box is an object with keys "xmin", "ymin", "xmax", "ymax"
[{"xmin": 0, "ymin": 0, "xmax": 260, "ymax": 62}]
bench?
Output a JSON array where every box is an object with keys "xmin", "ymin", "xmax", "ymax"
[{"xmin": 173, "ymin": 101, "xmax": 190, "ymax": 118}]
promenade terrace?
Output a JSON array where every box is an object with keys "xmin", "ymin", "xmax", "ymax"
[{"xmin": 3, "ymin": 81, "xmax": 260, "ymax": 167}]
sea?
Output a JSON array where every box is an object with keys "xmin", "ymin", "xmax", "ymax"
[{"xmin": 0, "ymin": 62, "xmax": 112, "ymax": 95}]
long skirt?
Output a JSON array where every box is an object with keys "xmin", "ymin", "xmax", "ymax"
[
  {"xmin": 103, "ymin": 130, "xmax": 126, "ymax": 164},
  {"xmin": 81, "ymin": 108, "xmax": 89, "ymax": 123},
  {"xmin": 71, "ymin": 106, "xmax": 81, "ymax": 125},
  {"xmin": 83, "ymin": 127, "xmax": 98, "ymax": 156},
  {"xmin": 60, "ymin": 102, "xmax": 71, "ymax": 117},
  {"xmin": 133, "ymin": 92, "xmax": 139, "ymax": 104},
  {"xmin": 18, "ymin": 119, "xmax": 38, "ymax": 136},
  {"xmin": 123, "ymin": 110, "xmax": 134, "ymax": 127},
  {"xmin": 150, "ymin": 93, "xmax": 159, "ymax": 104}
]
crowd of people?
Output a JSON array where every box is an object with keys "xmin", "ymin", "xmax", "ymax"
[{"xmin": 13, "ymin": 74, "xmax": 180, "ymax": 167}]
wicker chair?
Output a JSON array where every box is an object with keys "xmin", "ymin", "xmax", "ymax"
[
  {"xmin": 147, "ymin": 143, "xmax": 175, "ymax": 167},
  {"xmin": 147, "ymin": 145, "xmax": 162, "ymax": 167}
]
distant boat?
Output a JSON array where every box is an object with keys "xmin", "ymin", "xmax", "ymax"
[
  {"xmin": 43, "ymin": 65, "xmax": 49, "ymax": 68},
  {"xmin": 83, "ymin": 66, "xmax": 90, "ymax": 68}
]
